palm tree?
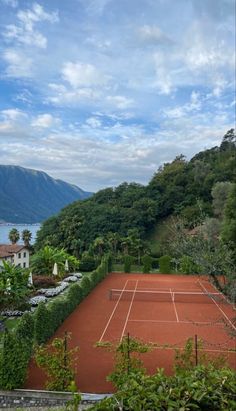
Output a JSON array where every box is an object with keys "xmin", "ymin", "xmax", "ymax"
[
  {"xmin": 21, "ymin": 229, "xmax": 32, "ymax": 247},
  {"xmin": 8, "ymin": 228, "xmax": 20, "ymax": 244},
  {"xmin": 93, "ymin": 237, "xmax": 105, "ymax": 256}
]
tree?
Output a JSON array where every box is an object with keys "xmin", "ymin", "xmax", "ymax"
[
  {"xmin": 8, "ymin": 228, "xmax": 20, "ymax": 244},
  {"xmin": 0, "ymin": 261, "xmax": 29, "ymax": 311},
  {"xmin": 211, "ymin": 182, "xmax": 233, "ymax": 219},
  {"xmin": 93, "ymin": 237, "xmax": 105, "ymax": 257},
  {"xmin": 21, "ymin": 229, "xmax": 32, "ymax": 247},
  {"xmin": 221, "ymin": 183, "xmax": 236, "ymax": 250},
  {"xmin": 35, "ymin": 333, "xmax": 78, "ymax": 391},
  {"xmin": 220, "ymin": 128, "xmax": 236, "ymax": 151},
  {"xmin": 30, "ymin": 246, "xmax": 79, "ymax": 276}
]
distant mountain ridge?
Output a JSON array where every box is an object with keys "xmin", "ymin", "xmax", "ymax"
[{"xmin": 0, "ymin": 165, "xmax": 93, "ymax": 223}]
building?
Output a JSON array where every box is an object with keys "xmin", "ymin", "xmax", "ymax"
[{"xmin": 0, "ymin": 244, "xmax": 30, "ymax": 268}]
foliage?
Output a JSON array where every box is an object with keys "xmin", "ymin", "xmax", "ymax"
[
  {"xmin": 31, "ymin": 246, "xmax": 79, "ymax": 276},
  {"xmin": 89, "ymin": 366, "xmax": 236, "ymax": 411},
  {"xmin": 211, "ymin": 181, "xmax": 233, "ymax": 219},
  {"xmin": 90, "ymin": 337, "xmax": 236, "ymax": 411},
  {"xmin": 21, "ymin": 229, "xmax": 32, "ymax": 246},
  {"xmin": 167, "ymin": 218, "xmax": 235, "ymax": 292},
  {"xmin": 179, "ymin": 255, "xmax": 200, "ymax": 274},
  {"xmin": 32, "ymin": 275, "xmax": 57, "ymax": 288},
  {"xmin": 159, "ymin": 255, "xmax": 172, "ymax": 273},
  {"xmin": 66, "ymin": 380, "xmax": 82, "ymax": 411},
  {"xmin": 141, "ymin": 255, "xmax": 153, "ymax": 273},
  {"xmin": 0, "ymin": 314, "xmax": 34, "ymax": 390},
  {"xmin": 34, "ymin": 131, "xmax": 235, "ymax": 270},
  {"xmin": 34, "ymin": 333, "xmax": 78, "ymax": 391},
  {"xmin": 97, "ymin": 335, "xmax": 151, "ymax": 389},
  {"xmin": 34, "ymin": 302, "xmax": 51, "ymax": 344},
  {"xmin": 8, "ymin": 228, "xmax": 20, "ymax": 244},
  {"xmin": 79, "ymin": 252, "xmax": 97, "ymax": 271},
  {"xmin": 221, "ymin": 183, "xmax": 236, "ymax": 253},
  {"xmin": 0, "ymin": 261, "xmax": 29, "ymax": 311},
  {"xmin": 123, "ymin": 255, "xmax": 133, "ymax": 273}
]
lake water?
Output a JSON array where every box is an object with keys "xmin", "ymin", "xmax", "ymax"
[{"xmin": 0, "ymin": 224, "xmax": 41, "ymax": 244}]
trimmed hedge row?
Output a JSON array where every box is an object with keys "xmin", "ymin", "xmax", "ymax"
[{"xmin": 0, "ymin": 255, "xmax": 112, "ymax": 389}]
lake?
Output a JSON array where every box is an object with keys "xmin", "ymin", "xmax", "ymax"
[{"xmin": 0, "ymin": 224, "xmax": 41, "ymax": 244}]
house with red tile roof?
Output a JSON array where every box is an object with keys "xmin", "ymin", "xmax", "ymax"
[{"xmin": 0, "ymin": 244, "xmax": 29, "ymax": 268}]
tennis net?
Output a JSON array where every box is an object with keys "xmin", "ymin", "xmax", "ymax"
[{"xmin": 108, "ymin": 289, "xmax": 227, "ymax": 304}]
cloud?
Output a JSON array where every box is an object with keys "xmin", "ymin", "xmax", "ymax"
[
  {"xmin": 31, "ymin": 114, "xmax": 61, "ymax": 128},
  {"xmin": 86, "ymin": 117, "xmax": 102, "ymax": 128},
  {"xmin": 1, "ymin": 0, "xmax": 18, "ymax": 7},
  {"xmin": 138, "ymin": 25, "xmax": 173, "ymax": 45},
  {"xmin": 1, "ymin": 108, "xmax": 27, "ymax": 121},
  {"xmin": 106, "ymin": 95, "xmax": 134, "ymax": 109},
  {"xmin": 3, "ymin": 48, "xmax": 32, "ymax": 77},
  {"xmin": 62, "ymin": 61, "xmax": 108, "ymax": 88},
  {"xmin": 163, "ymin": 91, "xmax": 202, "ymax": 119},
  {"xmin": 3, "ymin": 2, "xmax": 59, "ymax": 48}
]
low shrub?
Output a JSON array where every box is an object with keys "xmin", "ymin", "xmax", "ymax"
[
  {"xmin": 159, "ymin": 255, "xmax": 172, "ymax": 273},
  {"xmin": 141, "ymin": 255, "xmax": 153, "ymax": 273},
  {"xmin": 33, "ymin": 275, "xmax": 57, "ymax": 288}
]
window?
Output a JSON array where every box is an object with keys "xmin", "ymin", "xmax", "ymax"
[
  {"xmin": 18, "ymin": 253, "xmax": 21, "ymax": 258},
  {"xmin": 23, "ymin": 252, "xmax": 26, "ymax": 258},
  {"xmin": 23, "ymin": 262, "xmax": 26, "ymax": 268}
]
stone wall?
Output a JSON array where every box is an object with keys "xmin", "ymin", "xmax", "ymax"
[{"xmin": 0, "ymin": 389, "xmax": 111, "ymax": 409}]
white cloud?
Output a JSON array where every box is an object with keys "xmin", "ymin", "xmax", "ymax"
[
  {"xmin": 31, "ymin": 114, "xmax": 60, "ymax": 128},
  {"xmin": 1, "ymin": 0, "xmax": 18, "ymax": 7},
  {"xmin": 3, "ymin": 3, "xmax": 59, "ymax": 49},
  {"xmin": 138, "ymin": 25, "xmax": 172, "ymax": 45},
  {"xmin": 62, "ymin": 61, "xmax": 107, "ymax": 88},
  {"xmin": 1, "ymin": 108, "xmax": 27, "ymax": 121},
  {"xmin": 86, "ymin": 117, "xmax": 102, "ymax": 128},
  {"xmin": 3, "ymin": 49, "xmax": 32, "ymax": 77},
  {"xmin": 106, "ymin": 95, "xmax": 134, "ymax": 109}
]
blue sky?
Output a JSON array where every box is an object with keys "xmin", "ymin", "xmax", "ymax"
[{"xmin": 0, "ymin": 0, "xmax": 235, "ymax": 191}]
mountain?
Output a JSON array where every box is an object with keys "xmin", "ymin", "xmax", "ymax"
[{"xmin": 0, "ymin": 165, "xmax": 93, "ymax": 223}]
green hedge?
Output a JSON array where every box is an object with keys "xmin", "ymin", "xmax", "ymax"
[
  {"xmin": 159, "ymin": 255, "xmax": 172, "ymax": 273},
  {"xmin": 0, "ymin": 313, "xmax": 34, "ymax": 389},
  {"xmin": 0, "ymin": 255, "xmax": 111, "ymax": 389}
]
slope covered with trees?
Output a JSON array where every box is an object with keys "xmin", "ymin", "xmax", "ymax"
[{"xmin": 36, "ymin": 129, "xmax": 236, "ymax": 256}]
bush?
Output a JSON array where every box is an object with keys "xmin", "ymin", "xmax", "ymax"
[
  {"xmin": 123, "ymin": 255, "xmax": 133, "ymax": 273},
  {"xmin": 80, "ymin": 275, "xmax": 92, "ymax": 297},
  {"xmin": 79, "ymin": 254, "xmax": 97, "ymax": 271},
  {"xmin": 141, "ymin": 255, "xmax": 153, "ymax": 273},
  {"xmin": 179, "ymin": 255, "xmax": 200, "ymax": 274},
  {"xmin": 159, "ymin": 255, "xmax": 172, "ymax": 273},
  {"xmin": 34, "ymin": 303, "xmax": 51, "ymax": 344},
  {"xmin": 33, "ymin": 275, "xmax": 57, "ymax": 288}
]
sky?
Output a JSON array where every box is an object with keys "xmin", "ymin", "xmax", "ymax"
[{"xmin": 0, "ymin": 0, "xmax": 235, "ymax": 192}]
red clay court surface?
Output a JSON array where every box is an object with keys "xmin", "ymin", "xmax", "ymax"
[{"xmin": 26, "ymin": 273, "xmax": 236, "ymax": 393}]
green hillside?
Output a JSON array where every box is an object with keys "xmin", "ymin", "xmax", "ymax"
[{"xmin": 36, "ymin": 129, "xmax": 236, "ymax": 257}]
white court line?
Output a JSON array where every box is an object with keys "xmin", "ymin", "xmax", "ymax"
[
  {"xmin": 98, "ymin": 279, "xmax": 129, "ymax": 342},
  {"xmin": 129, "ymin": 319, "xmax": 223, "ymax": 325},
  {"xmin": 120, "ymin": 280, "xmax": 139, "ymax": 342},
  {"xmin": 170, "ymin": 288, "xmax": 179, "ymax": 322},
  {"xmin": 198, "ymin": 280, "xmax": 236, "ymax": 332}
]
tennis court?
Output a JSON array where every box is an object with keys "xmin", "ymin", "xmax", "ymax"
[{"xmin": 26, "ymin": 273, "xmax": 236, "ymax": 393}]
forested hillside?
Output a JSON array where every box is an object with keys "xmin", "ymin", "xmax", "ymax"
[{"xmin": 36, "ymin": 129, "xmax": 236, "ymax": 257}]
